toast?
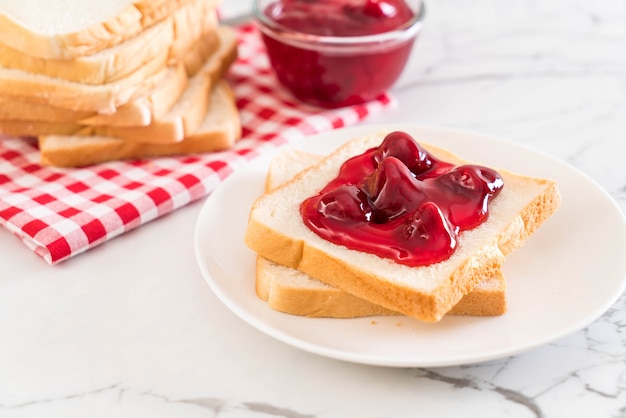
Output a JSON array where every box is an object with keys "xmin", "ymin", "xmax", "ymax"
[
  {"xmin": 256, "ymin": 149, "xmax": 508, "ymax": 318},
  {"xmin": 38, "ymin": 80, "xmax": 241, "ymax": 167},
  {"xmin": 244, "ymin": 131, "xmax": 561, "ymax": 322}
]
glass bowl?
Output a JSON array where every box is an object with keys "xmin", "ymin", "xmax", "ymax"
[{"xmin": 253, "ymin": 0, "xmax": 425, "ymax": 108}]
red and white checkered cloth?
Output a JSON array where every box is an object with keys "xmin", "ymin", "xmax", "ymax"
[{"xmin": 0, "ymin": 23, "xmax": 395, "ymax": 265}]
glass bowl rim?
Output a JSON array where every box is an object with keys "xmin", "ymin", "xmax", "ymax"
[{"xmin": 253, "ymin": 0, "xmax": 425, "ymax": 46}]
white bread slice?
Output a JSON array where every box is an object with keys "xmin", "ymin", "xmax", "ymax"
[
  {"xmin": 0, "ymin": 0, "xmax": 218, "ymax": 59},
  {"xmin": 256, "ymin": 150, "xmax": 508, "ymax": 318},
  {"xmin": 0, "ymin": 62, "xmax": 187, "ymax": 127},
  {"xmin": 38, "ymin": 80, "xmax": 241, "ymax": 167},
  {"xmin": 78, "ymin": 66, "xmax": 212, "ymax": 144},
  {"xmin": 0, "ymin": 49, "xmax": 175, "ymax": 113},
  {"xmin": 244, "ymin": 131, "xmax": 561, "ymax": 322},
  {"xmin": 257, "ymin": 257, "xmax": 507, "ymax": 318},
  {"xmin": 0, "ymin": 0, "xmax": 218, "ymax": 85},
  {"xmin": 256, "ymin": 257, "xmax": 398, "ymax": 318},
  {"xmin": 0, "ymin": 26, "xmax": 226, "ymax": 128},
  {"xmin": 0, "ymin": 15, "xmax": 172, "ymax": 85},
  {"xmin": 0, "ymin": 27, "xmax": 237, "ymax": 138},
  {"xmin": 72, "ymin": 27, "xmax": 236, "ymax": 144},
  {"xmin": 179, "ymin": 28, "xmax": 221, "ymax": 77},
  {"xmin": 167, "ymin": 0, "xmax": 219, "ymax": 62},
  {"xmin": 0, "ymin": 61, "xmax": 187, "ymax": 133},
  {"xmin": 78, "ymin": 25, "xmax": 226, "ymax": 127}
]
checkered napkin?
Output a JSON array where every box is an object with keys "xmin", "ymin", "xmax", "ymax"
[{"xmin": 0, "ymin": 23, "xmax": 395, "ymax": 265}]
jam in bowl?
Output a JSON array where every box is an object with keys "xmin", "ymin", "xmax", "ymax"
[{"xmin": 253, "ymin": 0, "xmax": 425, "ymax": 108}]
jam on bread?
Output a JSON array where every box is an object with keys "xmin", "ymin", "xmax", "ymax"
[{"xmin": 300, "ymin": 131, "xmax": 504, "ymax": 266}]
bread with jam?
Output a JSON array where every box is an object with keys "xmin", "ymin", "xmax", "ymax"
[
  {"xmin": 244, "ymin": 131, "xmax": 561, "ymax": 322},
  {"xmin": 256, "ymin": 149, "xmax": 508, "ymax": 318}
]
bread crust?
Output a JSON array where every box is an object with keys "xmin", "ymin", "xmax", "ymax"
[
  {"xmin": 0, "ymin": 1, "xmax": 221, "ymax": 113},
  {"xmin": 256, "ymin": 257, "xmax": 399, "ymax": 318},
  {"xmin": 1, "ymin": 26, "xmax": 237, "ymax": 143},
  {"xmin": 0, "ymin": 0, "xmax": 218, "ymax": 59},
  {"xmin": 38, "ymin": 81, "xmax": 241, "ymax": 167},
  {"xmin": 0, "ymin": 17, "xmax": 173, "ymax": 85},
  {"xmin": 0, "ymin": 51, "xmax": 171, "ymax": 113},
  {"xmin": 295, "ymin": 231, "xmax": 505, "ymax": 322},
  {"xmin": 0, "ymin": 3, "xmax": 143, "ymax": 59},
  {"xmin": 0, "ymin": 26, "xmax": 221, "ymax": 127},
  {"xmin": 257, "ymin": 255, "xmax": 508, "ymax": 318}
]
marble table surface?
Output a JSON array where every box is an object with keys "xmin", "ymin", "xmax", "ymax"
[{"xmin": 2, "ymin": 0, "xmax": 625, "ymax": 416}]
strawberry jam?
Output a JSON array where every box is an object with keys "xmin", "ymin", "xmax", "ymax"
[
  {"xmin": 255, "ymin": 0, "xmax": 423, "ymax": 108},
  {"xmin": 300, "ymin": 131, "xmax": 504, "ymax": 266}
]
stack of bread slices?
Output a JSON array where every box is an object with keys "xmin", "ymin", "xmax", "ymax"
[
  {"xmin": 0, "ymin": 0, "xmax": 241, "ymax": 167},
  {"xmin": 245, "ymin": 131, "xmax": 561, "ymax": 322}
]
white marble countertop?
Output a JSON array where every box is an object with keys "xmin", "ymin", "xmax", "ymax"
[{"xmin": 2, "ymin": 0, "xmax": 626, "ymax": 416}]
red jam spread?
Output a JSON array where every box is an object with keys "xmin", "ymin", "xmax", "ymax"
[
  {"xmin": 260, "ymin": 0, "xmax": 418, "ymax": 107},
  {"xmin": 300, "ymin": 131, "xmax": 504, "ymax": 266}
]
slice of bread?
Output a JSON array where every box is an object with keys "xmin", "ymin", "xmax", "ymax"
[
  {"xmin": 257, "ymin": 257, "xmax": 507, "ymax": 318},
  {"xmin": 78, "ymin": 26, "xmax": 237, "ymax": 126},
  {"xmin": 38, "ymin": 80, "xmax": 241, "ymax": 167},
  {"xmin": 0, "ymin": 62, "xmax": 187, "ymax": 130},
  {"xmin": 167, "ymin": 0, "xmax": 220, "ymax": 62},
  {"xmin": 0, "ymin": 26, "xmax": 237, "ymax": 140},
  {"xmin": 255, "ymin": 149, "xmax": 508, "ymax": 318},
  {"xmin": 244, "ymin": 131, "xmax": 561, "ymax": 322},
  {"xmin": 0, "ymin": 0, "xmax": 218, "ymax": 59},
  {"xmin": 0, "ymin": 26, "xmax": 228, "ymax": 127},
  {"xmin": 0, "ymin": 15, "xmax": 173, "ymax": 85},
  {"xmin": 0, "ymin": 49, "xmax": 175, "ymax": 113},
  {"xmin": 0, "ymin": 0, "xmax": 218, "ymax": 85},
  {"xmin": 0, "ymin": 3, "xmax": 222, "ymax": 113}
]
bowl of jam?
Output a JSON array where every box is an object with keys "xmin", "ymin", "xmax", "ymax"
[{"xmin": 254, "ymin": 0, "xmax": 425, "ymax": 108}]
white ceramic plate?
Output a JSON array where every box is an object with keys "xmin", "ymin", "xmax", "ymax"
[{"xmin": 194, "ymin": 124, "xmax": 626, "ymax": 367}]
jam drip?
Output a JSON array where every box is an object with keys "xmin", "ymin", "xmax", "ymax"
[{"xmin": 300, "ymin": 131, "xmax": 504, "ymax": 266}]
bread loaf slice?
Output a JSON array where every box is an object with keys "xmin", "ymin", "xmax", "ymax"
[
  {"xmin": 81, "ymin": 25, "xmax": 235, "ymax": 134},
  {"xmin": 167, "ymin": 0, "xmax": 220, "ymax": 62},
  {"xmin": 0, "ymin": 62, "xmax": 187, "ymax": 129},
  {"xmin": 0, "ymin": 26, "xmax": 229, "ymax": 127},
  {"xmin": 0, "ymin": 25, "xmax": 237, "ymax": 138},
  {"xmin": 256, "ymin": 149, "xmax": 508, "ymax": 318},
  {"xmin": 0, "ymin": 16, "xmax": 172, "ymax": 85},
  {"xmin": 244, "ymin": 131, "xmax": 561, "ymax": 322},
  {"xmin": 257, "ymin": 257, "xmax": 508, "ymax": 318},
  {"xmin": 0, "ymin": 4, "xmax": 224, "ymax": 113},
  {"xmin": 0, "ymin": 0, "xmax": 218, "ymax": 85},
  {"xmin": 38, "ymin": 80, "xmax": 240, "ymax": 167},
  {"xmin": 0, "ymin": 0, "xmax": 218, "ymax": 59},
  {"xmin": 0, "ymin": 50, "xmax": 174, "ymax": 113}
]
